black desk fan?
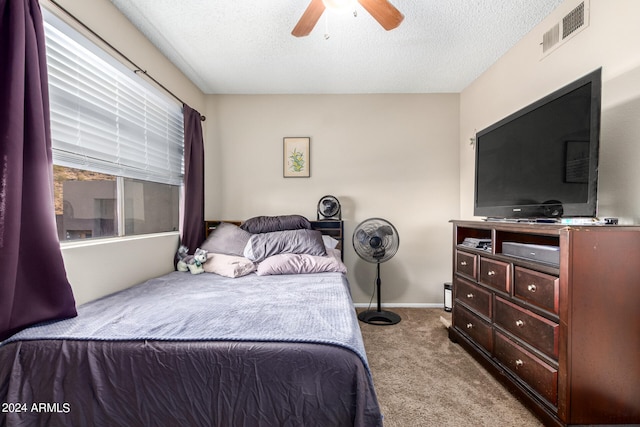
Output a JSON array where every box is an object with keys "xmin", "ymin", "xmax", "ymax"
[
  {"xmin": 317, "ymin": 195, "xmax": 341, "ymax": 220},
  {"xmin": 353, "ymin": 218, "xmax": 401, "ymax": 325}
]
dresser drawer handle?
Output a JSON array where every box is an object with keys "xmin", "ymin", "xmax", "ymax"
[
  {"xmin": 460, "ymin": 261, "xmax": 467, "ymax": 266},
  {"xmin": 527, "ymin": 284, "xmax": 537, "ymax": 292},
  {"xmin": 466, "ymin": 323, "xmax": 473, "ymax": 329},
  {"xmin": 515, "ymin": 359, "xmax": 524, "ymax": 367},
  {"xmin": 466, "ymin": 293, "xmax": 474, "ymax": 299},
  {"xmin": 487, "ymin": 270, "xmax": 496, "ymax": 276},
  {"xmin": 515, "ymin": 320, "xmax": 524, "ymax": 327}
]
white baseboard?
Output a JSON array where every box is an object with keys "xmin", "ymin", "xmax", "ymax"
[{"xmin": 353, "ymin": 303, "xmax": 444, "ymax": 309}]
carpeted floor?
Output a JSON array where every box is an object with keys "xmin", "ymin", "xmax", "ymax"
[{"xmin": 357, "ymin": 308, "xmax": 544, "ymax": 427}]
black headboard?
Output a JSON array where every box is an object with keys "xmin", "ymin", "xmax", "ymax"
[{"xmin": 310, "ymin": 220, "xmax": 344, "ymax": 260}]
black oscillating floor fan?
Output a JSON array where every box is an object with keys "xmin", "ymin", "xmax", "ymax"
[{"xmin": 353, "ymin": 218, "xmax": 401, "ymax": 325}]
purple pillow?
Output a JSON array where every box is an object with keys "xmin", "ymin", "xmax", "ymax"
[
  {"xmin": 243, "ymin": 229, "xmax": 326, "ymax": 262},
  {"xmin": 240, "ymin": 215, "xmax": 311, "ymax": 234},
  {"xmin": 200, "ymin": 222, "xmax": 251, "ymax": 256},
  {"xmin": 256, "ymin": 249, "xmax": 347, "ymax": 276}
]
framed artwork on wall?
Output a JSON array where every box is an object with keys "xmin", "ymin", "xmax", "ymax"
[{"xmin": 283, "ymin": 137, "xmax": 310, "ymax": 178}]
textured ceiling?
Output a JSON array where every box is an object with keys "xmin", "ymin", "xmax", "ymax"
[{"xmin": 108, "ymin": 0, "xmax": 563, "ymax": 94}]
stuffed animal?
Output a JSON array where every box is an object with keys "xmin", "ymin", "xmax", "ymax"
[
  {"xmin": 187, "ymin": 248, "xmax": 209, "ymax": 274},
  {"xmin": 176, "ymin": 246, "xmax": 209, "ymax": 274},
  {"xmin": 176, "ymin": 245, "xmax": 190, "ymax": 271}
]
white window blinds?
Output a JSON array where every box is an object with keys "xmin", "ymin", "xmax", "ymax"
[{"xmin": 43, "ymin": 10, "xmax": 184, "ymax": 186}]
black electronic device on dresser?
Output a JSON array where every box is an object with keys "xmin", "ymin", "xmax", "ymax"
[
  {"xmin": 449, "ymin": 220, "xmax": 640, "ymax": 427},
  {"xmin": 474, "ymin": 68, "xmax": 602, "ymax": 220}
]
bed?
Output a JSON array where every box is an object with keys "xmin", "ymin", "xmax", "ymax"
[{"xmin": 0, "ymin": 216, "xmax": 382, "ymax": 427}]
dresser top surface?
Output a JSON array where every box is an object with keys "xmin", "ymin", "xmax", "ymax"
[{"xmin": 450, "ymin": 220, "xmax": 640, "ymax": 235}]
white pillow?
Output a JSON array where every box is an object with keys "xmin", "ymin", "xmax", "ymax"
[
  {"xmin": 203, "ymin": 253, "xmax": 256, "ymax": 278},
  {"xmin": 322, "ymin": 234, "xmax": 340, "ymax": 249}
]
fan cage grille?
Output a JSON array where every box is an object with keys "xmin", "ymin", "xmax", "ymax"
[
  {"xmin": 318, "ymin": 195, "xmax": 341, "ymax": 219},
  {"xmin": 352, "ymin": 218, "xmax": 399, "ymax": 263}
]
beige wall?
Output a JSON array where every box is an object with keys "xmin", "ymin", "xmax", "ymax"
[
  {"xmin": 205, "ymin": 94, "xmax": 460, "ymax": 305},
  {"xmin": 61, "ymin": 233, "xmax": 179, "ymax": 305},
  {"xmin": 459, "ymin": 0, "xmax": 640, "ymax": 223},
  {"xmin": 44, "ymin": 0, "xmax": 640, "ymax": 306},
  {"xmin": 41, "ymin": 0, "xmax": 206, "ymax": 304}
]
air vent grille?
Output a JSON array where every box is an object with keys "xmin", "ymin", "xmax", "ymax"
[
  {"xmin": 563, "ymin": 2, "xmax": 585, "ymax": 39},
  {"xmin": 540, "ymin": 0, "xmax": 589, "ymax": 59},
  {"xmin": 543, "ymin": 23, "xmax": 560, "ymax": 53}
]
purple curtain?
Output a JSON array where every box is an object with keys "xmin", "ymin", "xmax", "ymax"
[
  {"xmin": 181, "ymin": 104, "xmax": 205, "ymax": 252},
  {"xmin": 0, "ymin": 0, "xmax": 76, "ymax": 341}
]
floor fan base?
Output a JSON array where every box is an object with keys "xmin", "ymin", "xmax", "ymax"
[{"xmin": 358, "ymin": 310, "xmax": 401, "ymax": 325}]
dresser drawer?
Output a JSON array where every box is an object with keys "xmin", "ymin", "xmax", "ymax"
[
  {"xmin": 454, "ymin": 304, "xmax": 493, "ymax": 354},
  {"xmin": 494, "ymin": 297, "xmax": 559, "ymax": 359},
  {"xmin": 514, "ymin": 267, "xmax": 559, "ymax": 315},
  {"xmin": 495, "ymin": 331, "xmax": 558, "ymax": 407},
  {"xmin": 455, "ymin": 277, "xmax": 491, "ymax": 318},
  {"xmin": 479, "ymin": 257, "xmax": 510, "ymax": 293},
  {"xmin": 455, "ymin": 250, "xmax": 477, "ymax": 280}
]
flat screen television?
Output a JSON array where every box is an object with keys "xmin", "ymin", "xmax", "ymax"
[{"xmin": 474, "ymin": 68, "xmax": 602, "ymax": 219}]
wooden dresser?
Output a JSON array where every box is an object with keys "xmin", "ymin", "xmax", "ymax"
[{"xmin": 449, "ymin": 220, "xmax": 640, "ymax": 426}]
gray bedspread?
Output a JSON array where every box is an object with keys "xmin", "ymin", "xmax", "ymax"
[
  {"xmin": 3, "ymin": 272, "xmax": 365, "ymax": 361},
  {"xmin": 0, "ymin": 272, "xmax": 382, "ymax": 427}
]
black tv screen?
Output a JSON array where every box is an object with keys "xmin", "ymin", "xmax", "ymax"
[{"xmin": 474, "ymin": 69, "xmax": 601, "ymax": 219}]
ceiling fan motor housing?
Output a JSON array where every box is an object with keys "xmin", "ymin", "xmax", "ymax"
[{"xmin": 292, "ymin": 0, "xmax": 404, "ymax": 37}]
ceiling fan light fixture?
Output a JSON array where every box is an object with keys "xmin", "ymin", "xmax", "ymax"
[
  {"xmin": 292, "ymin": 0, "xmax": 402, "ymax": 37},
  {"xmin": 322, "ymin": 0, "xmax": 356, "ymax": 13}
]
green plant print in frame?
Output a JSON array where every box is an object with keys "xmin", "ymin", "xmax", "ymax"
[{"xmin": 283, "ymin": 137, "xmax": 310, "ymax": 177}]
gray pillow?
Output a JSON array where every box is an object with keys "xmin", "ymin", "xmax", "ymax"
[
  {"xmin": 200, "ymin": 222, "xmax": 251, "ymax": 257},
  {"xmin": 240, "ymin": 214, "xmax": 311, "ymax": 234},
  {"xmin": 243, "ymin": 229, "xmax": 327, "ymax": 262}
]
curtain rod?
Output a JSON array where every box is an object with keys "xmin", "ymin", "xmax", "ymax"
[{"xmin": 48, "ymin": 0, "xmax": 206, "ymax": 122}]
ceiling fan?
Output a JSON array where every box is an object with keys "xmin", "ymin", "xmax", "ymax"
[{"xmin": 292, "ymin": 0, "xmax": 404, "ymax": 37}]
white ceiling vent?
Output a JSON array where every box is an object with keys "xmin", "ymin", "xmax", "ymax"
[
  {"xmin": 542, "ymin": 23, "xmax": 560, "ymax": 53},
  {"xmin": 541, "ymin": 0, "xmax": 589, "ymax": 58}
]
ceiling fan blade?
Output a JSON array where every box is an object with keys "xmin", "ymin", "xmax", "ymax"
[
  {"xmin": 358, "ymin": 0, "xmax": 404, "ymax": 31},
  {"xmin": 292, "ymin": 0, "xmax": 326, "ymax": 37}
]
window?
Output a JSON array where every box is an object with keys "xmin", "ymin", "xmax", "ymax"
[
  {"xmin": 53, "ymin": 167, "xmax": 180, "ymax": 241},
  {"xmin": 44, "ymin": 9, "xmax": 184, "ymax": 241},
  {"xmin": 122, "ymin": 178, "xmax": 180, "ymax": 236},
  {"xmin": 54, "ymin": 166, "xmax": 116, "ymax": 240}
]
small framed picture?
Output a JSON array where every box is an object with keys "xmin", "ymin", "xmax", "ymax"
[{"xmin": 283, "ymin": 137, "xmax": 310, "ymax": 178}]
